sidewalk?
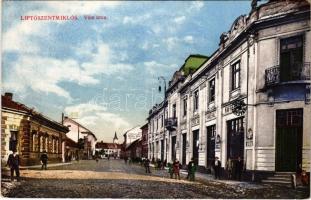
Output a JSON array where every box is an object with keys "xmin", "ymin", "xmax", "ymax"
[
  {"xmin": 2, "ymin": 162, "xmax": 73, "ymax": 171},
  {"xmin": 149, "ymin": 163, "xmax": 263, "ymax": 189}
]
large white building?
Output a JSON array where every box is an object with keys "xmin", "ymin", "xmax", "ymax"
[{"xmin": 147, "ymin": 0, "xmax": 310, "ymax": 181}]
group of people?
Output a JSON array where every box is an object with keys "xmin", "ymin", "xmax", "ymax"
[
  {"xmin": 225, "ymin": 156, "xmax": 244, "ymax": 181},
  {"xmin": 7, "ymin": 150, "xmax": 49, "ymax": 181}
]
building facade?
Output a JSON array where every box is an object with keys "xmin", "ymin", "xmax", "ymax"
[
  {"xmin": 140, "ymin": 123, "xmax": 149, "ymax": 158},
  {"xmin": 1, "ymin": 93, "xmax": 69, "ymax": 166},
  {"xmin": 63, "ymin": 117, "xmax": 97, "ymax": 159},
  {"xmin": 147, "ymin": 0, "xmax": 310, "ymax": 178}
]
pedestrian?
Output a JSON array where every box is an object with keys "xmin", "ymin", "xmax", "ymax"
[
  {"xmin": 7, "ymin": 150, "xmax": 20, "ymax": 182},
  {"xmin": 144, "ymin": 158, "xmax": 151, "ymax": 173},
  {"xmin": 163, "ymin": 159, "xmax": 167, "ymax": 169},
  {"xmin": 173, "ymin": 159, "xmax": 180, "ymax": 180},
  {"xmin": 235, "ymin": 156, "xmax": 244, "ymax": 181},
  {"xmin": 40, "ymin": 151, "xmax": 48, "ymax": 170},
  {"xmin": 187, "ymin": 157, "xmax": 196, "ymax": 181},
  {"xmin": 226, "ymin": 157, "xmax": 233, "ymax": 179},
  {"xmin": 168, "ymin": 162, "xmax": 173, "ymax": 178},
  {"xmin": 124, "ymin": 156, "xmax": 128, "ymax": 164},
  {"xmin": 214, "ymin": 156, "xmax": 221, "ymax": 179}
]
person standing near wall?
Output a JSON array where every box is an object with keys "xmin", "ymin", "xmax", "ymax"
[
  {"xmin": 214, "ymin": 157, "xmax": 221, "ymax": 180},
  {"xmin": 7, "ymin": 150, "xmax": 20, "ymax": 182},
  {"xmin": 40, "ymin": 151, "xmax": 48, "ymax": 170}
]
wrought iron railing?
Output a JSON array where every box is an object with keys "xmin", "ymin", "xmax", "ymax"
[
  {"xmin": 165, "ymin": 118, "xmax": 177, "ymax": 130},
  {"xmin": 265, "ymin": 62, "xmax": 310, "ymax": 86}
]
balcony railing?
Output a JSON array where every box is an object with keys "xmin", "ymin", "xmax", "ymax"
[
  {"xmin": 165, "ymin": 117, "xmax": 177, "ymax": 131},
  {"xmin": 265, "ymin": 62, "xmax": 310, "ymax": 86}
]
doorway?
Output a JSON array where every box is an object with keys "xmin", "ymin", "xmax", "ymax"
[
  {"xmin": 192, "ymin": 130, "xmax": 199, "ymax": 165},
  {"xmin": 276, "ymin": 109, "xmax": 303, "ymax": 172},
  {"xmin": 182, "ymin": 133, "xmax": 187, "ymax": 165},
  {"xmin": 171, "ymin": 136, "xmax": 176, "ymax": 161},
  {"xmin": 227, "ymin": 117, "xmax": 245, "ymax": 160},
  {"xmin": 206, "ymin": 125, "xmax": 216, "ymax": 168}
]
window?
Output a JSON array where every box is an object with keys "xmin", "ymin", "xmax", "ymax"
[
  {"xmin": 9, "ymin": 131, "xmax": 18, "ymax": 152},
  {"xmin": 45, "ymin": 137, "xmax": 48, "ymax": 152},
  {"xmin": 156, "ymin": 118, "xmax": 158, "ymax": 130},
  {"xmin": 172, "ymin": 104, "xmax": 176, "ymax": 118},
  {"xmin": 40, "ymin": 136, "xmax": 43, "ymax": 152},
  {"xmin": 161, "ymin": 115, "xmax": 164, "ymax": 127},
  {"xmin": 32, "ymin": 133, "xmax": 37, "ymax": 152},
  {"xmin": 280, "ymin": 36, "xmax": 303, "ymax": 82},
  {"xmin": 194, "ymin": 90, "xmax": 199, "ymax": 112},
  {"xmin": 183, "ymin": 98, "xmax": 187, "ymax": 116},
  {"xmin": 209, "ymin": 78, "xmax": 215, "ymax": 102},
  {"xmin": 52, "ymin": 138, "xmax": 55, "ymax": 153},
  {"xmin": 231, "ymin": 61, "xmax": 240, "ymax": 90}
]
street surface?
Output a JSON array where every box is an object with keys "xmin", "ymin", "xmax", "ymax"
[{"xmin": 1, "ymin": 159, "xmax": 310, "ymax": 198}]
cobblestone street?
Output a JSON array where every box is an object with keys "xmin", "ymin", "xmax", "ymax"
[{"xmin": 1, "ymin": 159, "xmax": 310, "ymax": 198}]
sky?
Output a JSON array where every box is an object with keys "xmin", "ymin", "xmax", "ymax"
[{"xmin": 2, "ymin": 1, "xmax": 252, "ymax": 143}]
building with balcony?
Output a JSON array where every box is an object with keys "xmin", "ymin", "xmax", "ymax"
[{"xmin": 147, "ymin": 0, "xmax": 310, "ymax": 180}]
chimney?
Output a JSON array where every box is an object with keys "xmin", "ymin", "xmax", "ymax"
[{"xmin": 4, "ymin": 92, "xmax": 13, "ymax": 100}]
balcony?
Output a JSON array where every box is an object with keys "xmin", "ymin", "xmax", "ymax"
[
  {"xmin": 165, "ymin": 117, "xmax": 177, "ymax": 131},
  {"xmin": 265, "ymin": 62, "xmax": 310, "ymax": 86}
]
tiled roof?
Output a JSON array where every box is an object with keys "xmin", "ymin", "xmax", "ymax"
[{"xmin": 2, "ymin": 95, "xmax": 31, "ymax": 113}]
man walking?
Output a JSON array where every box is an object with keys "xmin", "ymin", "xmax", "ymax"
[
  {"xmin": 214, "ymin": 157, "xmax": 221, "ymax": 179},
  {"xmin": 40, "ymin": 151, "xmax": 48, "ymax": 170},
  {"xmin": 7, "ymin": 150, "xmax": 20, "ymax": 181}
]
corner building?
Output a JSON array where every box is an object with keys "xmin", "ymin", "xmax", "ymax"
[{"xmin": 147, "ymin": 0, "xmax": 310, "ymax": 180}]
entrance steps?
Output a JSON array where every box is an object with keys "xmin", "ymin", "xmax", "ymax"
[{"xmin": 261, "ymin": 172, "xmax": 293, "ymax": 185}]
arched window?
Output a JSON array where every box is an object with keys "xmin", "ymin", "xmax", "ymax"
[
  {"xmin": 45, "ymin": 137, "xmax": 48, "ymax": 152},
  {"xmin": 40, "ymin": 136, "xmax": 43, "ymax": 152},
  {"xmin": 52, "ymin": 138, "xmax": 55, "ymax": 153},
  {"xmin": 32, "ymin": 134, "xmax": 36, "ymax": 152}
]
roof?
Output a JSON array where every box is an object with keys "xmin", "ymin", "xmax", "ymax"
[
  {"xmin": 96, "ymin": 141, "xmax": 121, "ymax": 149},
  {"xmin": 2, "ymin": 95, "xmax": 32, "ymax": 113},
  {"xmin": 66, "ymin": 137, "xmax": 79, "ymax": 148},
  {"xmin": 182, "ymin": 55, "xmax": 209, "ymax": 76},
  {"xmin": 140, "ymin": 123, "xmax": 148, "ymax": 130},
  {"xmin": 64, "ymin": 117, "xmax": 97, "ymax": 140},
  {"xmin": 125, "ymin": 138, "xmax": 141, "ymax": 150},
  {"xmin": 2, "ymin": 94, "xmax": 69, "ymax": 133}
]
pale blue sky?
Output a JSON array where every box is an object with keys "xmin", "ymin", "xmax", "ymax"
[{"xmin": 2, "ymin": 1, "xmax": 252, "ymax": 142}]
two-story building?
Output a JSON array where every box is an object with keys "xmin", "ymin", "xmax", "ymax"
[{"xmin": 147, "ymin": 0, "xmax": 310, "ymax": 180}]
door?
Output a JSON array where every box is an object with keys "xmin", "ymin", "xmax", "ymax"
[
  {"xmin": 227, "ymin": 117, "xmax": 244, "ymax": 160},
  {"xmin": 171, "ymin": 136, "xmax": 176, "ymax": 161},
  {"xmin": 192, "ymin": 130, "xmax": 199, "ymax": 165},
  {"xmin": 206, "ymin": 125, "xmax": 216, "ymax": 168},
  {"xmin": 182, "ymin": 133, "xmax": 187, "ymax": 165},
  {"xmin": 276, "ymin": 109, "xmax": 303, "ymax": 172},
  {"xmin": 161, "ymin": 140, "xmax": 164, "ymax": 161}
]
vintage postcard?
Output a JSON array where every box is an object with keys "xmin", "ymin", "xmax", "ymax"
[{"xmin": 1, "ymin": 0, "xmax": 310, "ymax": 198}]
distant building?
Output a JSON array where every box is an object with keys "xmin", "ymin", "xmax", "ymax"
[
  {"xmin": 63, "ymin": 117, "xmax": 97, "ymax": 159},
  {"xmin": 96, "ymin": 141, "xmax": 121, "ymax": 158},
  {"xmin": 65, "ymin": 137, "xmax": 79, "ymax": 162},
  {"xmin": 140, "ymin": 123, "xmax": 148, "ymax": 158},
  {"xmin": 1, "ymin": 93, "xmax": 69, "ymax": 165},
  {"xmin": 113, "ymin": 132, "xmax": 118, "ymax": 144}
]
